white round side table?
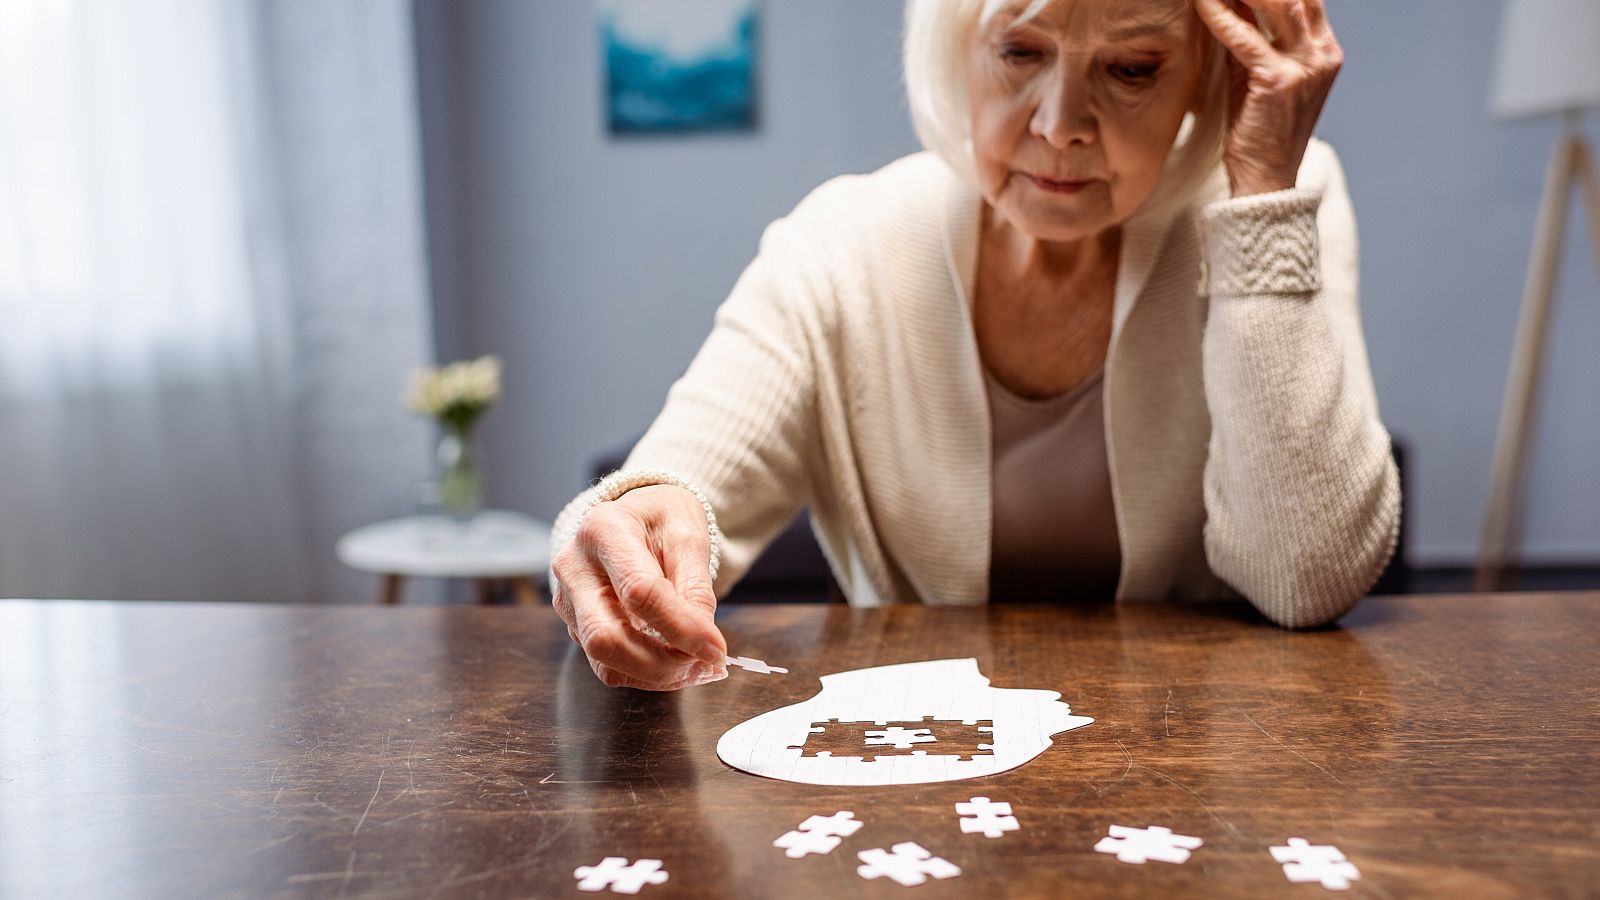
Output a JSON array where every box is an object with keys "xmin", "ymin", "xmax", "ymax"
[{"xmin": 336, "ymin": 510, "xmax": 553, "ymax": 605}]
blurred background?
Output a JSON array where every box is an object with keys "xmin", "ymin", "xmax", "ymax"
[{"xmin": 1, "ymin": 0, "xmax": 1595, "ymax": 605}]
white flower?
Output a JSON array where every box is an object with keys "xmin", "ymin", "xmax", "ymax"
[{"xmin": 404, "ymin": 355, "xmax": 501, "ymax": 422}]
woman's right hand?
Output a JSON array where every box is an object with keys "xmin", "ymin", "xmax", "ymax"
[{"xmin": 550, "ymin": 484, "xmax": 729, "ymax": 690}]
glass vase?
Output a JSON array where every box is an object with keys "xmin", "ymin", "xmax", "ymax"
[{"xmin": 436, "ymin": 426, "xmax": 482, "ymax": 524}]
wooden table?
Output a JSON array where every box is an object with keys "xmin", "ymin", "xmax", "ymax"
[{"xmin": 0, "ymin": 595, "xmax": 1595, "ymax": 898}]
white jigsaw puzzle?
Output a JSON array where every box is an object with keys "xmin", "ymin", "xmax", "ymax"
[
  {"xmin": 864, "ymin": 726, "xmax": 936, "ymax": 749},
  {"xmin": 1093, "ymin": 824, "xmax": 1204, "ymax": 864},
  {"xmin": 717, "ymin": 658, "xmax": 1093, "ymax": 785},
  {"xmin": 773, "ymin": 810, "xmax": 864, "ymax": 858},
  {"xmin": 725, "ymin": 655, "xmax": 789, "ymax": 675},
  {"xmin": 1270, "ymin": 838, "xmax": 1361, "ymax": 890},
  {"xmin": 955, "ymin": 796, "xmax": 1019, "ymax": 838},
  {"xmin": 573, "ymin": 857, "xmax": 669, "ymax": 894},
  {"xmin": 856, "ymin": 842, "xmax": 961, "ymax": 887}
]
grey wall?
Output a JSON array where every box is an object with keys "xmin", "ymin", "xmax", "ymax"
[
  {"xmin": 416, "ymin": 0, "xmax": 1599, "ymax": 567},
  {"xmin": 414, "ymin": 0, "xmax": 917, "ymax": 518},
  {"xmin": 1320, "ymin": 2, "xmax": 1599, "ymax": 563}
]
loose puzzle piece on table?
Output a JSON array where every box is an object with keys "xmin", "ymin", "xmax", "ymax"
[
  {"xmin": 856, "ymin": 842, "xmax": 961, "ymax": 887},
  {"xmin": 1270, "ymin": 838, "xmax": 1361, "ymax": 890},
  {"xmin": 725, "ymin": 655, "xmax": 788, "ymax": 675},
  {"xmin": 720, "ymin": 658, "xmax": 1091, "ymax": 785},
  {"xmin": 955, "ymin": 796, "xmax": 1019, "ymax": 838},
  {"xmin": 1094, "ymin": 824, "xmax": 1204, "ymax": 864},
  {"xmin": 773, "ymin": 810, "xmax": 864, "ymax": 858},
  {"xmin": 573, "ymin": 857, "xmax": 669, "ymax": 894}
]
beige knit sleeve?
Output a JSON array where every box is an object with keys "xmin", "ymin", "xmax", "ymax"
[
  {"xmin": 549, "ymin": 212, "xmax": 825, "ymax": 597},
  {"xmin": 1196, "ymin": 140, "xmax": 1401, "ymax": 628}
]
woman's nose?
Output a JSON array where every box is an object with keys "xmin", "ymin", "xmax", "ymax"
[{"xmin": 1029, "ymin": 71, "xmax": 1096, "ymax": 149}]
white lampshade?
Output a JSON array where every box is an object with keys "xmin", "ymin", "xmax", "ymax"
[{"xmin": 1490, "ymin": 0, "xmax": 1600, "ymax": 120}]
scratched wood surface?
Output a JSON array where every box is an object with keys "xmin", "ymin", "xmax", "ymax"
[{"xmin": 0, "ymin": 595, "xmax": 1596, "ymax": 898}]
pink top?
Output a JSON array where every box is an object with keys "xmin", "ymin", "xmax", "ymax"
[{"xmin": 985, "ymin": 365, "xmax": 1122, "ymax": 601}]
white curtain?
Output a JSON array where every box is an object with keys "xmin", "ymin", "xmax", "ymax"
[{"xmin": 0, "ymin": 0, "xmax": 436, "ymax": 603}]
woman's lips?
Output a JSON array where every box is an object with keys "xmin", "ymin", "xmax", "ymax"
[{"xmin": 1025, "ymin": 173, "xmax": 1094, "ymax": 193}]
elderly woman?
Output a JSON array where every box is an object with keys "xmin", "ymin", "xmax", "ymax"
[{"xmin": 550, "ymin": 0, "xmax": 1399, "ymax": 690}]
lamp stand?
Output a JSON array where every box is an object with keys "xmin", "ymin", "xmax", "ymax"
[{"xmin": 1476, "ymin": 113, "xmax": 1600, "ymax": 591}]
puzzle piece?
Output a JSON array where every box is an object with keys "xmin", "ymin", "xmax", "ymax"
[
  {"xmin": 955, "ymin": 796, "xmax": 1019, "ymax": 838},
  {"xmin": 1270, "ymin": 838, "xmax": 1360, "ymax": 890},
  {"xmin": 725, "ymin": 656, "xmax": 788, "ymax": 675},
  {"xmin": 856, "ymin": 842, "xmax": 961, "ymax": 887},
  {"xmin": 1094, "ymin": 824, "xmax": 1203, "ymax": 864},
  {"xmin": 773, "ymin": 810, "xmax": 864, "ymax": 858},
  {"xmin": 864, "ymin": 726, "xmax": 936, "ymax": 749},
  {"xmin": 573, "ymin": 857, "xmax": 669, "ymax": 894}
]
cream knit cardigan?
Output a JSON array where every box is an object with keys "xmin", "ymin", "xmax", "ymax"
[{"xmin": 553, "ymin": 139, "xmax": 1400, "ymax": 627}]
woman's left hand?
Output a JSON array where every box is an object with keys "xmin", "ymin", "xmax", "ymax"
[{"xmin": 1194, "ymin": 0, "xmax": 1343, "ymax": 197}]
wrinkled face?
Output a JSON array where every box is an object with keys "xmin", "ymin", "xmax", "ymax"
[{"xmin": 966, "ymin": 0, "xmax": 1206, "ymax": 243}]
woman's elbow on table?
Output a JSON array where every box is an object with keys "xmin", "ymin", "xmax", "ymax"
[{"xmin": 1205, "ymin": 458, "xmax": 1402, "ymax": 629}]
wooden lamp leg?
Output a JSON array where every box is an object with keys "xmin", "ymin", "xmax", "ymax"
[
  {"xmin": 1476, "ymin": 132, "xmax": 1583, "ymax": 592},
  {"xmin": 1573, "ymin": 136, "xmax": 1600, "ymax": 285}
]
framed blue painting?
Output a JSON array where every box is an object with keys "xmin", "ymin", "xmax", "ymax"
[{"xmin": 599, "ymin": 0, "xmax": 759, "ymax": 135}]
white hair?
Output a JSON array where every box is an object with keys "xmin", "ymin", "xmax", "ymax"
[{"xmin": 903, "ymin": 0, "xmax": 1230, "ymax": 219}]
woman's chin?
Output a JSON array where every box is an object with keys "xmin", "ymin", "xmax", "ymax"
[
  {"xmin": 989, "ymin": 185, "xmax": 1113, "ymax": 237},
  {"xmin": 1002, "ymin": 206, "xmax": 1115, "ymax": 244}
]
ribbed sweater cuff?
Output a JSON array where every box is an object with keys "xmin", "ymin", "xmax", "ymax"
[
  {"xmin": 1198, "ymin": 188, "xmax": 1322, "ymax": 297},
  {"xmin": 551, "ymin": 469, "xmax": 722, "ymax": 583}
]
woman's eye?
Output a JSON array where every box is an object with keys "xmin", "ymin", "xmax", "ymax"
[
  {"xmin": 1000, "ymin": 45, "xmax": 1040, "ymax": 63},
  {"xmin": 1110, "ymin": 63, "xmax": 1161, "ymax": 83}
]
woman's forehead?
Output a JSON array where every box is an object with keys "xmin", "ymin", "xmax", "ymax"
[{"xmin": 983, "ymin": 0, "xmax": 1191, "ymax": 36}]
